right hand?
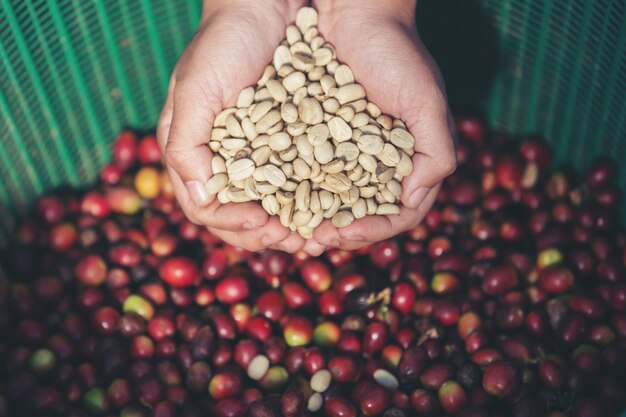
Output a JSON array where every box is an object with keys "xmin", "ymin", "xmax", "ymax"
[{"xmin": 158, "ymin": 0, "xmax": 306, "ymax": 252}]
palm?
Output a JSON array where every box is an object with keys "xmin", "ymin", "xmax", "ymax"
[{"xmin": 177, "ymin": 8, "xmax": 290, "ymax": 108}]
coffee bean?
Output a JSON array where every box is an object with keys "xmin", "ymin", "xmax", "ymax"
[
  {"xmin": 379, "ymin": 143, "xmax": 401, "ymax": 167},
  {"xmin": 376, "ymin": 203, "xmax": 400, "ymax": 215},
  {"xmin": 262, "ymin": 195, "xmax": 280, "ymax": 215},
  {"xmin": 298, "ymin": 98, "xmax": 324, "ymax": 125},
  {"xmin": 324, "ymin": 194, "xmax": 341, "ymax": 218},
  {"xmin": 390, "ymin": 127, "xmax": 415, "ymax": 149},
  {"xmin": 293, "ymin": 158, "xmax": 312, "ymax": 179},
  {"xmin": 334, "ymin": 64, "xmax": 354, "ymax": 86},
  {"xmin": 321, "ymin": 160, "xmax": 345, "ymax": 174},
  {"xmin": 212, "ymin": 156, "xmax": 227, "ymax": 174},
  {"xmin": 205, "ymin": 173, "xmax": 228, "ymax": 195},
  {"xmin": 293, "ymin": 210, "xmax": 313, "ymax": 227},
  {"xmin": 257, "ymin": 182, "xmax": 278, "ymax": 195},
  {"xmin": 222, "ymin": 138, "xmax": 247, "ymax": 151},
  {"xmin": 263, "ymin": 165, "xmax": 287, "ymax": 187},
  {"xmin": 286, "ymin": 25, "xmax": 302, "ymax": 45},
  {"xmin": 227, "ymin": 187, "xmax": 251, "ymax": 203},
  {"xmin": 236, "ymin": 87, "xmax": 255, "ymax": 108},
  {"xmin": 287, "ymin": 122, "xmax": 307, "ymax": 137},
  {"xmin": 350, "ymin": 112, "xmax": 370, "ymax": 128},
  {"xmin": 307, "ymin": 211, "xmax": 324, "ymax": 228},
  {"xmin": 331, "ymin": 211, "xmax": 355, "ymax": 227},
  {"xmin": 335, "ymin": 84, "xmax": 366, "ymax": 105},
  {"xmin": 357, "ymin": 135, "xmax": 384, "ymax": 155},
  {"xmin": 328, "ymin": 116, "xmax": 352, "ymax": 142},
  {"xmin": 215, "ymin": 108, "xmax": 237, "ymax": 128},
  {"xmin": 225, "ymin": 114, "xmax": 244, "ymax": 138},
  {"xmin": 352, "ymin": 198, "xmax": 367, "ymax": 219},
  {"xmin": 273, "ymin": 45, "xmax": 292, "ymax": 71},
  {"xmin": 250, "ymin": 101, "xmax": 274, "ymax": 123},
  {"xmin": 279, "ymin": 145, "xmax": 298, "ymax": 162},
  {"xmin": 279, "ymin": 201, "xmax": 295, "ymax": 227},
  {"xmin": 283, "ymin": 71, "xmax": 306, "ymax": 92},
  {"xmin": 278, "ymin": 63, "xmax": 296, "ymax": 78},
  {"xmin": 268, "ymin": 132, "xmax": 291, "ymax": 152},
  {"xmin": 366, "ymin": 198, "xmax": 377, "ymax": 215},
  {"xmin": 377, "ymin": 115, "xmax": 393, "ymax": 131},
  {"xmin": 376, "ymin": 163, "xmax": 396, "ymax": 183},
  {"xmin": 313, "ymin": 141, "xmax": 334, "ymax": 164},
  {"xmin": 366, "ymin": 102, "xmax": 382, "ymax": 118},
  {"xmin": 227, "ymin": 158, "xmax": 255, "ymax": 181},
  {"xmin": 335, "ymin": 142, "xmax": 360, "ymax": 161},
  {"xmin": 319, "ymin": 190, "xmax": 334, "ymax": 210},
  {"xmin": 295, "ymin": 180, "xmax": 311, "ymax": 211},
  {"xmin": 276, "ymin": 190, "xmax": 294, "ymax": 206},
  {"xmin": 280, "ymin": 102, "xmax": 298, "ymax": 124},
  {"xmin": 292, "ymin": 53, "xmax": 315, "ymax": 72},
  {"xmin": 310, "ymin": 47, "xmax": 331, "ymax": 66},
  {"xmin": 266, "ymin": 79, "xmax": 288, "ymax": 102},
  {"xmin": 295, "ymin": 7, "xmax": 318, "ymax": 33},
  {"xmin": 307, "ymin": 124, "xmax": 329, "ymax": 146},
  {"xmin": 324, "ymin": 173, "xmax": 352, "ymax": 193}
]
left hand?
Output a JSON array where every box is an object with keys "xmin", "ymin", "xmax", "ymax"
[{"xmin": 303, "ymin": 0, "xmax": 457, "ymax": 254}]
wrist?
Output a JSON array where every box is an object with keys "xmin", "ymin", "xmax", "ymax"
[
  {"xmin": 314, "ymin": 0, "xmax": 416, "ymax": 27},
  {"xmin": 202, "ymin": 0, "xmax": 305, "ymax": 22}
]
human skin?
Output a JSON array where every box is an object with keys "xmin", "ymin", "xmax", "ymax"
[{"xmin": 158, "ymin": 0, "xmax": 456, "ymax": 255}]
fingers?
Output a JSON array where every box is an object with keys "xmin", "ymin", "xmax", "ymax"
[
  {"xmin": 314, "ymin": 185, "xmax": 440, "ymax": 247},
  {"xmin": 162, "ymin": 82, "xmax": 219, "ymax": 207},
  {"xmin": 166, "ymin": 166, "xmax": 268, "ymax": 231},
  {"xmin": 303, "ymin": 239, "xmax": 327, "ymax": 257},
  {"xmin": 401, "ymin": 101, "xmax": 457, "ymax": 209},
  {"xmin": 198, "ymin": 202, "xmax": 269, "ymax": 231},
  {"xmin": 337, "ymin": 215, "xmax": 394, "ymax": 242},
  {"xmin": 312, "ymin": 220, "xmax": 342, "ymax": 247},
  {"xmin": 340, "ymin": 186, "xmax": 440, "ymax": 242},
  {"xmin": 157, "ymin": 79, "xmax": 175, "ymax": 152},
  {"xmin": 207, "ymin": 217, "xmax": 292, "ymax": 252},
  {"xmin": 312, "ymin": 220, "xmax": 379, "ymax": 251},
  {"xmin": 270, "ymin": 233, "xmax": 306, "ymax": 253}
]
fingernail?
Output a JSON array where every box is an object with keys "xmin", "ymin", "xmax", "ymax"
[
  {"xmin": 340, "ymin": 231, "xmax": 364, "ymax": 241},
  {"xmin": 186, "ymin": 181, "xmax": 209, "ymax": 206},
  {"xmin": 261, "ymin": 235, "xmax": 276, "ymax": 246},
  {"xmin": 243, "ymin": 221, "xmax": 257, "ymax": 230},
  {"xmin": 409, "ymin": 187, "xmax": 429, "ymax": 207}
]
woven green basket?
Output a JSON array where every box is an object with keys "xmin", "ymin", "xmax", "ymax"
[{"xmin": 1, "ymin": 0, "xmax": 625, "ymax": 245}]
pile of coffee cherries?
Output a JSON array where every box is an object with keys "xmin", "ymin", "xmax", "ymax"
[{"xmin": 1, "ymin": 116, "xmax": 625, "ymax": 417}]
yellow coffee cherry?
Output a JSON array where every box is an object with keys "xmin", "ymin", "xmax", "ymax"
[{"xmin": 134, "ymin": 167, "xmax": 160, "ymax": 199}]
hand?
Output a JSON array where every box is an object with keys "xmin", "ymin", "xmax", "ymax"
[
  {"xmin": 307, "ymin": 0, "xmax": 457, "ymax": 252},
  {"xmin": 158, "ymin": 0, "xmax": 306, "ymax": 252}
]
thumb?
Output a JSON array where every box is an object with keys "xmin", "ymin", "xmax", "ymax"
[{"xmin": 164, "ymin": 85, "xmax": 217, "ymax": 207}]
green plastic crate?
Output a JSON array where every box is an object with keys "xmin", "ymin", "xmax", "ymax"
[{"xmin": 0, "ymin": 0, "xmax": 625, "ymax": 246}]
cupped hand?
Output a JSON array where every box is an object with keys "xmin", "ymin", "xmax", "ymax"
[
  {"xmin": 307, "ymin": 0, "xmax": 457, "ymax": 252},
  {"xmin": 158, "ymin": 0, "xmax": 306, "ymax": 252}
]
